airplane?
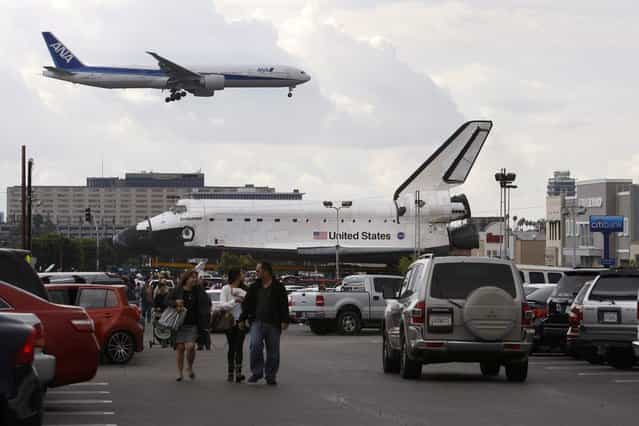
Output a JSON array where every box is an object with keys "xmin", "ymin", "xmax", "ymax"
[
  {"xmin": 41, "ymin": 32, "xmax": 311, "ymax": 102},
  {"xmin": 114, "ymin": 121, "xmax": 493, "ymax": 263}
]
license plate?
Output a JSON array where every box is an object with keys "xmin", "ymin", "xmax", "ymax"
[
  {"xmin": 602, "ymin": 312, "xmax": 618, "ymax": 323},
  {"xmin": 429, "ymin": 314, "xmax": 452, "ymax": 327}
]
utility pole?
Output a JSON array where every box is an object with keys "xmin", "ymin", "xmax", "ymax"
[
  {"xmin": 21, "ymin": 146, "xmax": 26, "ymax": 250},
  {"xmin": 495, "ymin": 169, "xmax": 517, "ymax": 259},
  {"xmin": 27, "ymin": 158, "xmax": 34, "ymax": 251},
  {"xmin": 414, "ymin": 190, "xmax": 424, "ymax": 258}
]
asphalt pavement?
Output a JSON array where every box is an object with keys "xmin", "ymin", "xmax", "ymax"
[{"xmin": 43, "ymin": 325, "xmax": 638, "ymax": 426}]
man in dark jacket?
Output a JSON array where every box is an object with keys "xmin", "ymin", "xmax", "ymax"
[{"xmin": 240, "ymin": 261, "xmax": 289, "ymax": 385}]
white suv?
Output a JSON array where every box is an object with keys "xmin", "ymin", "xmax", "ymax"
[{"xmin": 382, "ymin": 256, "xmax": 533, "ymax": 382}]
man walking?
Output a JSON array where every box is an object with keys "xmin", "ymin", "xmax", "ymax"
[{"xmin": 240, "ymin": 261, "xmax": 289, "ymax": 385}]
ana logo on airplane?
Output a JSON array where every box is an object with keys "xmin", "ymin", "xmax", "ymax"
[
  {"xmin": 49, "ymin": 42, "xmax": 74, "ymax": 64},
  {"xmin": 257, "ymin": 67, "xmax": 275, "ymax": 73}
]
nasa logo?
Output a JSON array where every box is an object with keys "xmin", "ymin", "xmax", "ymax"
[
  {"xmin": 397, "ymin": 232, "xmax": 405, "ymax": 240},
  {"xmin": 49, "ymin": 42, "xmax": 74, "ymax": 64}
]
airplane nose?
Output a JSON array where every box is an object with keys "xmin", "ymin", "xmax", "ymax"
[{"xmin": 305, "ymin": 73, "xmax": 311, "ymax": 82}]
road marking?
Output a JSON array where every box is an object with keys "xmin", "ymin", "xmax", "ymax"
[
  {"xmin": 48, "ymin": 391, "xmax": 111, "ymax": 395},
  {"xmin": 545, "ymin": 366, "xmax": 610, "ymax": 370},
  {"xmin": 68, "ymin": 382, "xmax": 109, "ymax": 387},
  {"xmin": 44, "ymin": 424, "xmax": 117, "ymax": 426},
  {"xmin": 44, "ymin": 411, "xmax": 115, "ymax": 416},
  {"xmin": 579, "ymin": 371, "xmax": 639, "ymax": 376},
  {"xmin": 45, "ymin": 400, "xmax": 113, "ymax": 404},
  {"xmin": 614, "ymin": 379, "xmax": 639, "ymax": 383},
  {"xmin": 530, "ymin": 361, "xmax": 588, "ymax": 366}
]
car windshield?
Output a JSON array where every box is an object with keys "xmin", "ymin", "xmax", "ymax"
[
  {"xmin": 430, "ymin": 263, "xmax": 516, "ymax": 299},
  {"xmin": 590, "ymin": 276, "xmax": 639, "ymax": 301},
  {"xmin": 554, "ymin": 273, "xmax": 600, "ymax": 298},
  {"xmin": 526, "ymin": 286, "xmax": 556, "ymax": 303}
]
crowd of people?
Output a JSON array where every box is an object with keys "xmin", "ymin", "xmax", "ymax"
[{"xmin": 124, "ymin": 262, "xmax": 290, "ymax": 386}]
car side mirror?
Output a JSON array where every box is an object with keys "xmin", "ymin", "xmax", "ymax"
[{"xmin": 382, "ymin": 286, "xmax": 398, "ymax": 300}]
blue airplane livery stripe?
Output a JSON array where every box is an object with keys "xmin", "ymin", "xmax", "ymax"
[{"xmin": 71, "ymin": 66, "xmax": 296, "ymax": 81}]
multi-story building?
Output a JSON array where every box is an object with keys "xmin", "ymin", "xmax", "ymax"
[
  {"xmin": 545, "ymin": 179, "xmax": 639, "ymax": 267},
  {"xmin": 6, "ymin": 172, "xmax": 304, "ymax": 240},
  {"xmin": 547, "ymin": 170, "xmax": 576, "ymax": 197}
]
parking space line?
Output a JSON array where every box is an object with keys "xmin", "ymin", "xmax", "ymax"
[
  {"xmin": 48, "ymin": 391, "xmax": 111, "ymax": 395},
  {"xmin": 44, "ymin": 411, "xmax": 115, "ymax": 415},
  {"xmin": 68, "ymin": 382, "xmax": 109, "ymax": 387},
  {"xmin": 613, "ymin": 379, "xmax": 639, "ymax": 383},
  {"xmin": 45, "ymin": 400, "xmax": 113, "ymax": 404},
  {"xmin": 578, "ymin": 371, "xmax": 639, "ymax": 376},
  {"xmin": 44, "ymin": 424, "xmax": 117, "ymax": 426},
  {"xmin": 545, "ymin": 366, "xmax": 611, "ymax": 370}
]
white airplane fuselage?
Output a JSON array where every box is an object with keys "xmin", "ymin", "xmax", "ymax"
[{"xmin": 42, "ymin": 65, "xmax": 310, "ymax": 91}]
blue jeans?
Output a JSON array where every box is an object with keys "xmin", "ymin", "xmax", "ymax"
[{"xmin": 249, "ymin": 321, "xmax": 281, "ymax": 380}]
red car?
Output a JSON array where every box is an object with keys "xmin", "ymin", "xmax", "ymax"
[{"xmin": 45, "ymin": 284, "xmax": 144, "ymax": 364}]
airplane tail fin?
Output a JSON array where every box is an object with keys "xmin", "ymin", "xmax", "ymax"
[
  {"xmin": 42, "ymin": 32, "xmax": 84, "ymax": 69},
  {"xmin": 394, "ymin": 120, "xmax": 493, "ymax": 199}
]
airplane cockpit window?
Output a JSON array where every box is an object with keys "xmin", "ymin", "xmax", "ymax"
[
  {"xmin": 301, "ymin": 71, "xmax": 306, "ymax": 74},
  {"xmin": 292, "ymin": 218, "xmax": 298, "ymax": 223},
  {"xmin": 275, "ymin": 218, "xmax": 281, "ymax": 222}
]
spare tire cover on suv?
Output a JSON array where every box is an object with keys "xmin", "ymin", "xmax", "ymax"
[{"xmin": 463, "ymin": 286, "xmax": 518, "ymax": 341}]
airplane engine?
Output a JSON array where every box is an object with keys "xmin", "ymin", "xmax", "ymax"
[{"xmin": 201, "ymin": 74, "xmax": 225, "ymax": 91}]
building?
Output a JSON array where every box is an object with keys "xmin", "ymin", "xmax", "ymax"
[
  {"xmin": 0, "ymin": 211, "xmax": 4, "ymax": 223},
  {"xmin": 547, "ymin": 170, "xmax": 576, "ymax": 197},
  {"xmin": 545, "ymin": 178, "xmax": 639, "ymax": 267},
  {"xmin": 471, "ymin": 217, "xmax": 546, "ymax": 264},
  {"xmin": 6, "ymin": 172, "xmax": 304, "ymax": 240}
]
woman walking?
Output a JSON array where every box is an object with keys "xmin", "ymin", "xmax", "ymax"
[
  {"xmin": 219, "ymin": 268, "xmax": 247, "ymax": 383},
  {"xmin": 169, "ymin": 270, "xmax": 209, "ymax": 381}
]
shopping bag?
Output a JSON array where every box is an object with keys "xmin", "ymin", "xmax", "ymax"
[
  {"xmin": 210, "ymin": 309, "xmax": 234, "ymax": 332},
  {"xmin": 158, "ymin": 307, "xmax": 187, "ymax": 331}
]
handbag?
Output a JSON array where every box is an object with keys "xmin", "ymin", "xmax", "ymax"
[
  {"xmin": 210, "ymin": 309, "xmax": 234, "ymax": 332},
  {"xmin": 158, "ymin": 306, "xmax": 187, "ymax": 331}
]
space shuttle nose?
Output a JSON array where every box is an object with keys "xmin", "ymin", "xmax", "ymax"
[{"xmin": 113, "ymin": 226, "xmax": 139, "ymax": 249}]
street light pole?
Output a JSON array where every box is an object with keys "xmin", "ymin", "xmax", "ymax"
[{"xmin": 323, "ymin": 201, "xmax": 352, "ymax": 281}]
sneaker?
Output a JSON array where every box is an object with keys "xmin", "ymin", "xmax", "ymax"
[
  {"xmin": 266, "ymin": 378, "xmax": 277, "ymax": 386},
  {"xmin": 247, "ymin": 375, "xmax": 262, "ymax": 384}
]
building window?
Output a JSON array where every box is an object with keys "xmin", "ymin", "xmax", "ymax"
[
  {"xmin": 257, "ymin": 218, "xmax": 263, "ymax": 222},
  {"xmin": 209, "ymin": 218, "xmax": 215, "ymax": 222},
  {"xmin": 292, "ymin": 218, "xmax": 298, "ymax": 223}
]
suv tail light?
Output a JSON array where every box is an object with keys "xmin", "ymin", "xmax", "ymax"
[
  {"xmin": 568, "ymin": 306, "xmax": 583, "ymax": 328},
  {"xmin": 71, "ymin": 318, "xmax": 95, "ymax": 332},
  {"xmin": 288, "ymin": 296, "xmax": 293, "ymax": 307},
  {"xmin": 410, "ymin": 301, "xmax": 426, "ymax": 325},
  {"xmin": 315, "ymin": 295, "xmax": 325, "ymax": 307},
  {"xmin": 522, "ymin": 302, "xmax": 533, "ymax": 328},
  {"xmin": 15, "ymin": 328, "xmax": 36, "ymax": 366},
  {"xmin": 32, "ymin": 322, "xmax": 45, "ymax": 349}
]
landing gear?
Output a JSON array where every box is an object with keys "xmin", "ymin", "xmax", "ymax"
[
  {"xmin": 288, "ymin": 86, "xmax": 295, "ymax": 98},
  {"xmin": 165, "ymin": 89, "xmax": 187, "ymax": 103}
]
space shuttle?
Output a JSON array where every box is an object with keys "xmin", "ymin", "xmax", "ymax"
[{"xmin": 114, "ymin": 121, "xmax": 493, "ymax": 263}]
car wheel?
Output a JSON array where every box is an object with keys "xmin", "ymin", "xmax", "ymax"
[
  {"xmin": 480, "ymin": 362, "xmax": 501, "ymax": 377},
  {"xmin": 309, "ymin": 320, "xmax": 330, "ymax": 335},
  {"xmin": 399, "ymin": 337, "xmax": 421, "ymax": 379},
  {"xmin": 382, "ymin": 332, "xmax": 401, "ymax": 374},
  {"xmin": 582, "ymin": 348, "xmax": 605, "ymax": 365},
  {"xmin": 505, "ymin": 359, "xmax": 528, "ymax": 382},
  {"xmin": 105, "ymin": 331, "xmax": 135, "ymax": 364},
  {"xmin": 337, "ymin": 310, "xmax": 362, "ymax": 336},
  {"xmin": 608, "ymin": 349, "xmax": 635, "ymax": 370}
]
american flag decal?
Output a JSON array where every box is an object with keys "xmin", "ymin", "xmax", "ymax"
[{"xmin": 313, "ymin": 231, "xmax": 328, "ymax": 240}]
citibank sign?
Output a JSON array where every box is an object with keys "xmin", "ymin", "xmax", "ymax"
[{"xmin": 589, "ymin": 215, "xmax": 624, "ymax": 233}]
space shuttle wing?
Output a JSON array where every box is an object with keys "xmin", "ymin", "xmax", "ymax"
[
  {"xmin": 146, "ymin": 51, "xmax": 201, "ymax": 80},
  {"xmin": 393, "ymin": 120, "xmax": 493, "ymax": 200}
]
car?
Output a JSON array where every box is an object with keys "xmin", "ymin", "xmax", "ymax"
[
  {"xmin": 0, "ymin": 314, "xmax": 44, "ymax": 426},
  {"xmin": 565, "ymin": 281, "xmax": 594, "ymax": 359},
  {"xmin": 45, "ymin": 284, "xmax": 143, "ymax": 364},
  {"xmin": 579, "ymin": 269, "xmax": 639, "ymax": 369},
  {"xmin": 543, "ymin": 268, "xmax": 605, "ymax": 349},
  {"xmin": 525, "ymin": 284, "xmax": 557, "ymax": 352},
  {"xmin": 289, "ymin": 274, "xmax": 404, "ymax": 335},
  {"xmin": 0, "ymin": 250, "xmax": 100, "ymax": 387},
  {"xmin": 382, "ymin": 256, "xmax": 533, "ymax": 382},
  {"xmin": 523, "ymin": 283, "xmax": 556, "ymax": 297},
  {"xmin": 518, "ymin": 265, "xmax": 569, "ymax": 285},
  {"xmin": 0, "ymin": 313, "xmax": 55, "ymax": 389}
]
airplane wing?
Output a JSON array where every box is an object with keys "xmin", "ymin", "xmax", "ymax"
[{"xmin": 146, "ymin": 51, "xmax": 201, "ymax": 80}]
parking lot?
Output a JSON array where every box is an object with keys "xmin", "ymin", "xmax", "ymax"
[{"xmin": 42, "ymin": 326, "xmax": 638, "ymax": 426}]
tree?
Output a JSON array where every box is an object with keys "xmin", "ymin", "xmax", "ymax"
[{"xmin": 217, "ymin": 252, "xmax": 257, "ymax": 274}]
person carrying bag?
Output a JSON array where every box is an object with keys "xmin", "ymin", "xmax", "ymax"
[{"xmin": 219, "ymin": 268, "xmax": 248, "ymax": 383}]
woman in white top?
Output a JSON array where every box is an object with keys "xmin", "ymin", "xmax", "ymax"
[{"xmin": 219, "ymin": 268, "xmax": 247, "ymax": 383}]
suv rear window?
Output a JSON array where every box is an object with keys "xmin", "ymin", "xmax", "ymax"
[
  {"xmin": 0, "ymin": 251, "xmax": 48, "ymax": 300},
  {"xmin": 590, "ymin": 276, "xmax": 639, "ymax": 301},
  {"xmin": 430, "ymin": 263, "xmax": 516, "ymax": 299},
  {"xmin": 554, "ymin": 273, "xmax": 600, "ymax": 298}
]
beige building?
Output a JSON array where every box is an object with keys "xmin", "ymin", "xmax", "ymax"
[
  {"xmin": 6, "ymin": 172, "xmax": 302, "ymax": 239},
  {"xmin": 545, "ymin": 196, "xmax": 565, "ymax": 266}
]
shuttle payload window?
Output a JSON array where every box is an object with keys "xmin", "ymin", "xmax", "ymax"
[
  {"xmin": 275, "ymin": 218, "xmax": 281, "ymax": 222},
  {"xmin": 244, "ymin": 218, "xmax": 251, "ymax": 222},
  {"xmin": 227, "ymin": 218, "xmax": 233, "ymax": 222}
]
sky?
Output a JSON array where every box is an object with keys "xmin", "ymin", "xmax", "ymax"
[{"xmin": 1, "ymin": 0, "xmax": 638, "ymax": 222}]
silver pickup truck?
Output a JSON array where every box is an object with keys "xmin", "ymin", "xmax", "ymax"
[{"xmin": 289, "ymin": 274, "xmax": 403, "ymax": 335}]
